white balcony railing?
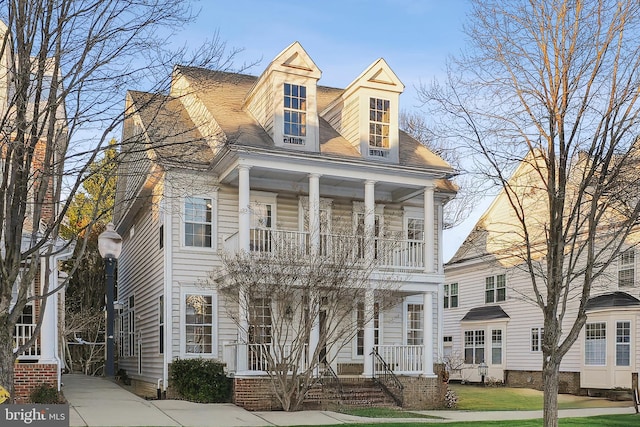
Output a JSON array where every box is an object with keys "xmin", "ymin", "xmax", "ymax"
[
  {"xmin": 375, "ymin": 345, "xmax": 423, "ymax": 373},
  {"xmin": 224, "ymin": 229, "xmax": 426, "ymax": 271},
  {"xmin": 14, "ymin": 323, "xmax": 39, "ymax": 358}
]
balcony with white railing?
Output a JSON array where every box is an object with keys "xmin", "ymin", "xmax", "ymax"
[
  {"xmin": 14, "ymin": 323, "xmax": 39, "ymax": 359},
  {"xmin": 223, "ymin": 229, "xmax": 426, "ymax": 271}
]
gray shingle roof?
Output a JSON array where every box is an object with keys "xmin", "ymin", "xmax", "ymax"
[
  {"xmin": 461, "ymin": 305, "xmax": 510, "ymax": 321},
  {"xmin": 586, "ymin": 291, "xmax": 640, "ymax": 311}
]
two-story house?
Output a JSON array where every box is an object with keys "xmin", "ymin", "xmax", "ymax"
[
  {"xmin": 114, "ymin": 42, "xmax": 456, "ymax": 408},
  {"xmin": 444, "ymin": 153, "xmax": 640, "ymax": 393}
]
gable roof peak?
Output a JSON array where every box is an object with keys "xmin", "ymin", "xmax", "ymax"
[
  {"xmin": 268, "ymin": 41, "xmax": 322, "ymax": 79},
  {"xmin": 343, "ymin": 57, "xmax": 404, "ymax": 97}
]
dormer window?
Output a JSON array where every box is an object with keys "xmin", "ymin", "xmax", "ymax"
[
  {"xmin": 369, "ymin": 97, "xmax": 390, "ymax": 157},
  {"xmin": 284, "ymin": 83, "xmax": 306, "ymax": 145}
]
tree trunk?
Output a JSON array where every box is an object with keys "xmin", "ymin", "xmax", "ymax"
[
  {"xmin": 0, "ymin": 315, "xmax": 16, "ymax": 401},
  {"xmin": 542, "ymin": 357, "xmax": 560, "ymax": 427}
]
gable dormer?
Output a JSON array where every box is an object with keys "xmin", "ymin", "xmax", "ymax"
[
  {"xmin": 243, "ymin": 42, "xmax": 322, "ymax": 152},
  {"xmin": 321, "ymin": 59, "xmax": 404, "ymax": 163}
]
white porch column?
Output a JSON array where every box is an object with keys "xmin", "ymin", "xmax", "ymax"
[
  {"xmin": 308, "ymin": 174, "xmax": 321, "ymax": 256},
  {"xmin": 424, "ymin": 185, "xmax": 435, "ymax": 273},
  {"xmin": 423, "ymin": 292, "xmax": 435, "ymax": 376},
  {"xmin": 238, "ymin": 165, "xmax": 251, "ymax": 252},
  {"xmin": 237, "ymin": 164, "xmax": 251, "ymax": 371},
  {"xmin": 364, "ymin": 180, "xmax": 376, "ymax": 262},
  {"xmin": 363, "ymin": 288, "xmax": 375, "ymax": 378},
  {"xmin": 39, "ymin": 258, "xmax": 57, "ymax": 363}
]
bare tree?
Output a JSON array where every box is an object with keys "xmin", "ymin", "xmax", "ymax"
[
  {"xmin": 421, "ymin": 1, "xmax": 640, "ymax": 425},
  {"xmin": 400, "ymin": 110, "xmax": 479, "ymax": 228},
  {"xmin": 0, "ymin": 0, "xmax": 243, "ymax": 398},
  {"xmin": 211, "ymin": 228, "xmax": 399, "ymax": 412}
]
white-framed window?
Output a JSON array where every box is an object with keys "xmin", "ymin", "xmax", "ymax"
[
  {"xmin": 406, "ymin": 303, "xmax": 423, "ymax": 345},
  {"xmin": 283, "ymin": 83, "xmax": 306, "ymax": 145},
  {"xmin": 485, "ymin": 274, "xmax": 506, "ymax": 303},
  {"xmin": 464, "ymin": 330, "xmax": 485, "ymax": 364},
  {"xmin": 184, "ymin": 196, "xmax": 214, "ymax": 248},
  {"xmin": 356, "ymin": 302, "xmax": 380, "ymax": 356},
  {"xmin": 618, "ymin": 249, "xmax": 635, "ymax": 287},
  {"xmin": 353, "ymin": 202, "xmax": 384, "ymax": 259},
  {"xmin": 585, "ymin": 322, "xmax": 606, "ymax": 366},
  {"xmin": 406, "ymin": 217, "xmax": 424, "ymax": 241},
  {"xmin": 250, "ymin": 192, "xmax": 277, "ymax": 252},
  {"xmin": 531, "ymin": 327, "xmax": 543, "ymax": 352},
  {"xmin": 119, "ymin": 295, "xmax": 136, "ymax": 358},
  {"xmin": 158, "ymin": 295, "xmax": 164, "ymax": 355},
  {"xmin": 369, "ymin": 97, "xmax": 390, "ymax": 157},
  {"xmin": 616, "ymin": 321, "xmax": 631, "ymax": 366},
  {"xmin": 443, "ymin": 336, "xmax": 453, "ymax": 358},
  {"xmin": 444, "ymin": 283, "xmax": 458, "ymax": 309},
  {"xmin": 184, "ymin": 293, "xmax": 214, "ymax": 354},
  {"xmin": 491, "ymin": 329, "xmax": 502, "ymax": 365}
]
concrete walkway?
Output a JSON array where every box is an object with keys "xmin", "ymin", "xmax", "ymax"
[{"xmin": 62, "ymin": 374, "xmax": 638, "ymax": 426}]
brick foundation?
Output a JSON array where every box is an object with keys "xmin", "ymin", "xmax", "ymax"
[
  {"xmin": 504, "ymin": 370, "xmax": 582, "ymax": 394},
  {"xmin": 399, "ymin": 364, "xmax": 448, "ymax": 409},
  {"xmin": 13, "ymin": 363, "xmax": 58, "ymax": 403},
  {"xmin": 233, "ymin": 377, "xmax": 282, "ymax": 411}
]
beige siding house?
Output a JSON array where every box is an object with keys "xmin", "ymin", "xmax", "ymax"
[
  {"xmin": 444, "ymin": 155, "xmax": 640, "ymax": 392},
  {"xmin": 114, "ymin": 42, "xmax": 456, "ymax": 406}
]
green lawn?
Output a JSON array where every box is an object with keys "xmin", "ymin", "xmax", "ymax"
[
  {"xmin": 337, "ymin": 407, "xmax": 441, "ymax": 419},
  {"xmin": 449, "ymin": 384, "xmax": 633, "ymax": 411},
  {"xmin": 292, "ymin": 414, "xmax": 639, "ymax": 426}
]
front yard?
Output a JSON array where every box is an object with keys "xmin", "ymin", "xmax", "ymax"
[{"xmin": 448, "ymin": 384, "xmax": 633, "ymax": 411}]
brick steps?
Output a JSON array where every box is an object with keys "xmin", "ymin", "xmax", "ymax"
[{"xmin": 305, "ymin": 378, "xmax": 398, "ymax": 409}]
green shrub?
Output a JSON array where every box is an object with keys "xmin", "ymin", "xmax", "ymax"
[
  {"xmin": 170, "ymin": 358, "xmax": 231, "ymax": 403},
  {"xmin": 30, "ymin": 383, "xmax": 63, "ymax": 404}
]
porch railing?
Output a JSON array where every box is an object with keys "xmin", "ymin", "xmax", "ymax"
[
  {"xmin": 14, "ymin": 323, "xmax": 39, "ymax": 359},
  {"xmin": 375, "ymin": 345, "xmax": 423, "ymax": 373},
  {"xmin": 224, "ymin": 229, "xmax": 426, "ymax": 271},
  {"xmin": 223, "ymin": 341, "xmax": 309, "ymax": 374}
]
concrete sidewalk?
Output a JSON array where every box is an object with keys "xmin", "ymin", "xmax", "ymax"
[{"xmin": 62, "ymin": 374, "xmax": 638, "ymax": 426}]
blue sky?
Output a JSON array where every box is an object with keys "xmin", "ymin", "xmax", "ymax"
[{"xmin": 184, "ymin": 0, "xmax": 476, "ymax": 260}]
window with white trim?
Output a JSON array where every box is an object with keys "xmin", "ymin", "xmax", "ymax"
[
  {"xmin": 585, "ymin": 322, "xmax": 606, "ymax": 365},
  {"xmin": 406, "ymin": 303, "xmax": 423, "ymax": 345},
  {"xmin": 369, "ymin": 97, "xmax": 390, "ymax": 157},
  {"xmin": 444, "ymin": 283, "xmax": 458, "ymax": 308},
  {"xmin": 618, "ymin": 249, "xmax": 635, "ymax": 287},
  {"xmin": 464, "ymin": 330, "xmax": 485, "ymax": 364},
  {"xmin": 616, "ymin": 321, "xmax": 630, "ymax": 366},
  {"xmin": 491, "ymin": 329, "xmax": 502, "ymax": 365},
  {"xmin": 485, "ymin": 274, "xmax": 506, "ymax": 303},
  {"xmin": 119, "ymin": 295, "xmax": 136, "ymax": 357},
  {"xmin": 250, "ymin": 194, "xmax": 276, "ymax": 252},
  {"xmin": 185, "ymin": 294, "xmax": 213, "ymax": 354},
  {"xmin": 354, "ymin": 212, "xmax": 382, "ymax": 259},
  {"xmin": 531, "ymin": 327, "xmax": 543, "ymax": 352},
  {"xmin": 184, "ymin": 197, "xmax": 213, "ymax": 247},
  {"xmin": 284, "ymin": 83, "xmax": 307, "ymax": 145},
  {"xmin": 356, "ymin": 302, "xmax": 380, "ymax": 356}
]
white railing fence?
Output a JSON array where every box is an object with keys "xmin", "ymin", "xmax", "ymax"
[
  {"xmin": 375, "ymin": 345, "xmax": 423, "ymax": 373},
  {"xmin": 223, "ymin": 342, "xmax": 309, "ymax": 374},
  {"xmin": 14, "ymin": 323, "xmax": 39, "ymax": 358}
]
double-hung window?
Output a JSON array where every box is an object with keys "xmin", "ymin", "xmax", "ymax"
[
  {"xmin": 406, "ymin": 303, "xmax": 423, "ymax": 345},
  {"xmin": 185, "ymin": 294, "xmax": 213, "ymax": 354},
  {"xmin": 616, "ymin": 321, "xmax": 631, "ymax": 366},
  {"xmin": 585, "ymin": 322, "xmax": 606, "ymax": 365},
  {"xmin": 464, "ymin": 330, "xmax": 485, "ymax": 364},
  {"xmin": 618, "ymin": 249, "xmax": 635, "ymax": 287},
  {"xmin": 184, "ymin": 197, "xmax": 213, "ymax": 248},
  {"xmin": 485, "ymin": 274, "xmax": 506, "ymax": 303},
  {"xmin": 531, "ymin": 327, "xmax": 543, "ymax": 352},
  {"xmin": 491, "ymin": 330, "xmax": 502, "ymax": 364},
  {"xmin": 369, "ymin": 97, "xmax": 390, "ymax": 157},
  {"xmin": 444, "ymin": 283, "xmax": 458, "ymax": 308},
  {"xmin": 284, "ymin": 83, "xmax": 306, "ymax": 145}
]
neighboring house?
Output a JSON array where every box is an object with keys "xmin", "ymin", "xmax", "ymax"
[
  {"xmin": 0, "ymin": 20, "xmax": 72, "ymax": 401},
  {"xmin": 114, "ymin": 42, "xmax": 456, "ymax": 408},
  {"xmin": 443, "ymin": 154, "xmax": 640, "ymax": 393}
]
